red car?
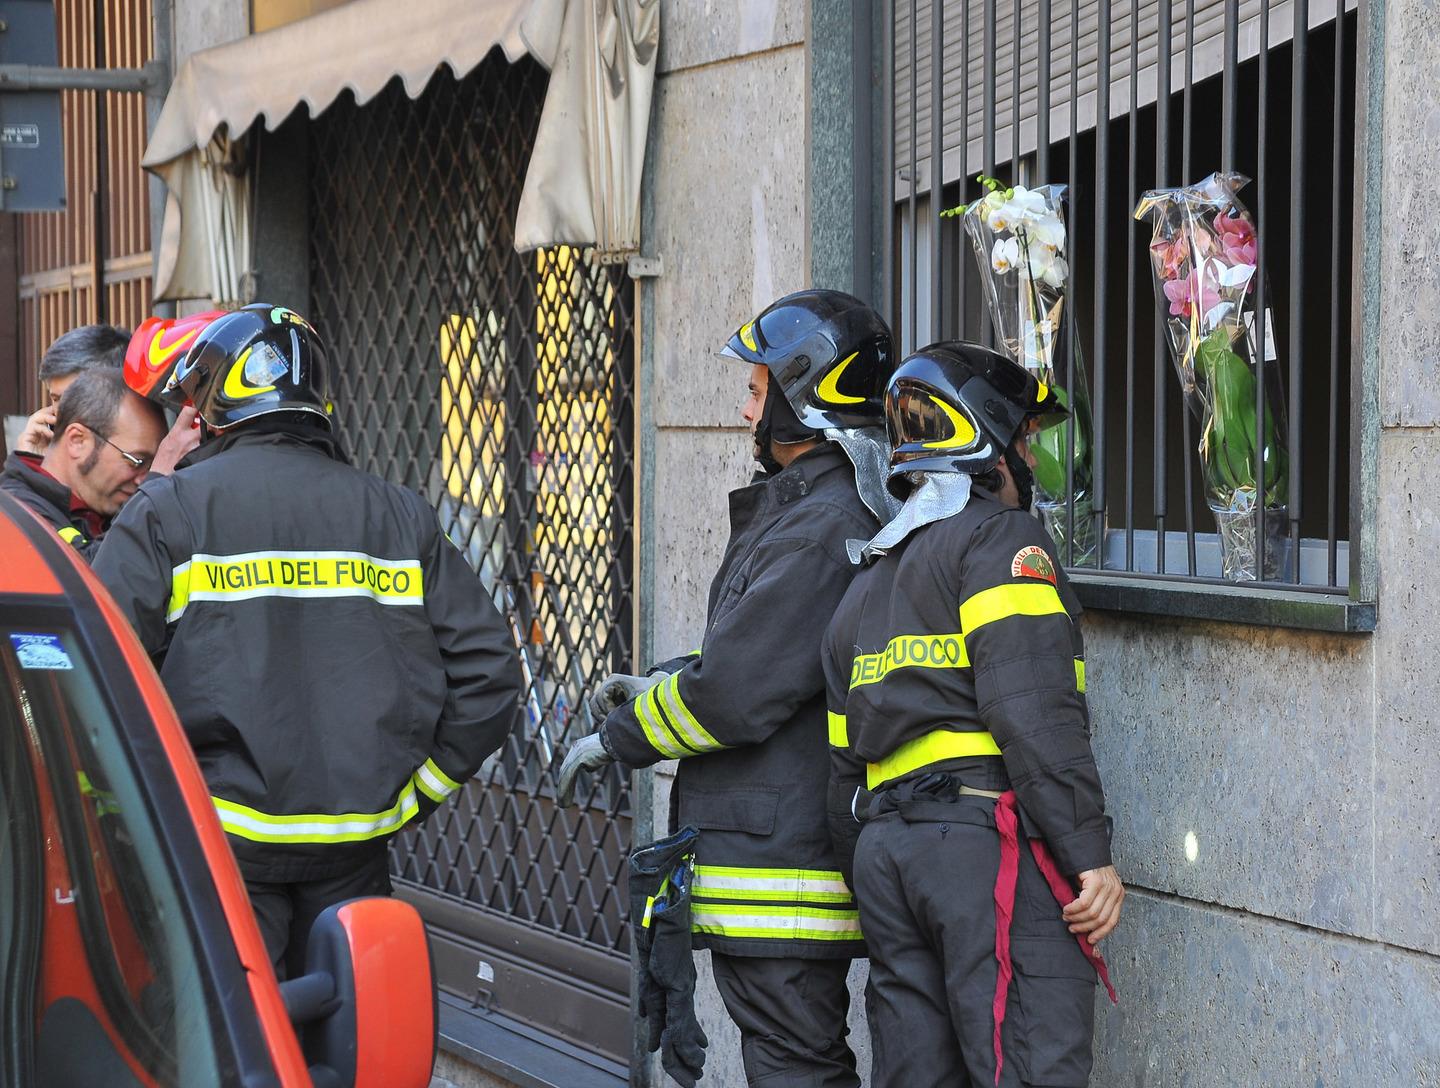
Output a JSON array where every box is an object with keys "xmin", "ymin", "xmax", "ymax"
[{"xmin": 0, "ymin": 490, "xmax": 437, "ymax": 1088}]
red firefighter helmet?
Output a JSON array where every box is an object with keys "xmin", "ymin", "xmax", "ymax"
[{"xmin": 124, "ymin": 311, "xmax": 225, "ymax": 401}]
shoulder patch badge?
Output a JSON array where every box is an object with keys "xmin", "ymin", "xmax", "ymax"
[{"xmin": 1011, "ymin": 545, "xmax": 1057, "ymax": 585}]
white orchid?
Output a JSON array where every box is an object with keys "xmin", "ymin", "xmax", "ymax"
[
  {"xmin": 991, "ymin": 237, "xmax": 1022, "ymax": 274},
  {"xmin": 1027, "ymin": 244, "xmax": 1069, "ymax": 289}
]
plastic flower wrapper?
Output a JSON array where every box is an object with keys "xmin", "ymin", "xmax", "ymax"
[
  {"xmin": 1135, "ymin": 172, "xmax": 1290, "ymax": 581},
  {"xmin": 951, "ymin": 178, "xmax": 1098, "ymax": 566}
]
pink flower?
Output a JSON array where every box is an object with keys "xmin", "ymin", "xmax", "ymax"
[
  {"xmin": 1150, "ymin": 228, "xmax": 1219, "ymax": 281},
  {"xmin": 1163, "ymin": 273, "xmax": 1221, "ymax": 319},
  {"xmin": 1150, "ymin": 235, "xmax": 1189, "ymax": 280},
  {"xmin": 1215, "ymin": 209, "xmax": 1257, "ymax": 267},
  {"xmin": 1215, "ymin": 208, "xmax": 1254, "ymax": 245}
]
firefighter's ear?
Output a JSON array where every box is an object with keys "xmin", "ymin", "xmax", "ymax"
[{"xmin": 61, "ymin": 423, "xmax": 92, "ymax": 462}]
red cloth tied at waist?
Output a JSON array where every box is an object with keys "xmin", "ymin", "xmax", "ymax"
[{"xmin": 991, "ymin": 789, "xmax": 1117, "ymax": 1087}]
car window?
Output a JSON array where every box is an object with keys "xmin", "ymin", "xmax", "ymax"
[{"xmin": 0, "ymin": 627, "xmax": 224, "ymax": 1088}]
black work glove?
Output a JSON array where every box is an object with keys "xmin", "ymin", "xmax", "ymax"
[
  {"xmin": 629, "ymin": 827, "xmax": 706, "ymax": 1085},
  {"xmin": 648, "ymin": 892, "xmax": 708, "ymax": 1086}
]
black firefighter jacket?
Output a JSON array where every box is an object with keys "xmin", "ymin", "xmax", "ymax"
[
  {"xmin": 0, "ymin": 450, "xmax": 104, "ymax": 558},
  {"xmin": 822, "ymin": 491, "xmax": 1112, "ymax": 884},
  {"xmin": 93, "ymin": 422, "xmax": 522, "ymax": 881},
  {"xmin": 603, "ymin": 443, "xmax": 878, "ymax": 959}
]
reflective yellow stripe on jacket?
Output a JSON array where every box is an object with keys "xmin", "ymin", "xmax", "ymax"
[
  {"xmin": 213, "ymin": 760, "xmax": 456, "ymax": 844},
  {"xmin": 691, "ymin": 903, "xmax": 863, "ymax": 942},
  {"xmin": 849, "ymin": 632, "xmax": 968, "ymax": 689},
  {"xmin": 633, "ymin": 671, "xmax": 727, "ymax": 759},
  {"xmin": 168, "ymin": 550, "xmax": 424, "ymax": 622},
  {"xmin": 414, "ymin": 758, "xmax": 465, "ymax": 804},
  {"xmin": 694, "ymin": 864, "xmax": 855, "ymax": 904},
  {"xmin": 691, "ymin": 864, "xmax": 862, "ymax": 941},
  {"xmin": 958, "ymin": 581, "xmax": 1067, "ymax": 637},
  {"xmin": 866, "ymin": 729, "xmax": 1003, "ymax": 790}
]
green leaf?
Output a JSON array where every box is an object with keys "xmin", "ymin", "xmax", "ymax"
[{"xmin": 1194, "ymin": 328, "xmax": 1288, "ymax": 505}]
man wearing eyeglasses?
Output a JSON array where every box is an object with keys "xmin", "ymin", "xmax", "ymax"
[{"xmin": 1, "ymin": 369, "xmax": 167, "ymax": 558}]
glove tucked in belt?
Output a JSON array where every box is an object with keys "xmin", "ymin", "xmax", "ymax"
[{"xmin": 630, "ymin": 826, "xmax": 708, "ymax": 1087}]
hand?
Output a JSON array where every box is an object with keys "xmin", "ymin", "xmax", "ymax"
[
  {"xmin": 149, "ymin": 406, "xmax": 201, "ymax": 477},
  {"xmin": 588, "ymin": 671, "xmax": 665, "ymax": 720},
  {"xmin": 15, "ymin": 405, "xmax": 57, "ymax": 454},
  {"xmin": 555, "ymin": 731, "xmax": 615, "ymax": 806},
  {"xmin": 1062, "ymin": 865, "xmax": 1126, "ymax": 945}
]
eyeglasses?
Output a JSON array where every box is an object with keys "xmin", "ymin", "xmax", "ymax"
[{"xmin": 83, "ymin": 425, "xmax": 151, "ymax": 470}]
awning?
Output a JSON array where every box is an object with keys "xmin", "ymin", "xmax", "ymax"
[{"xmin": 144, "ymin": 0, "xmax": 657, "ymax": 303}]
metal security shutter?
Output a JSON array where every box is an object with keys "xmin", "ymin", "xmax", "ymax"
[
  {"xmin": 894, "ymin": 0, "xmax": 1356, "ymax": 197},
  {"xmin": 308, "ymin": 53, "xmax": 637, "ymax": 1063}
]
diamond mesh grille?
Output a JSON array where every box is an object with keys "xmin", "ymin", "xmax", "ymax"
[{"xmin": 308, "ymin": 54, "xmax": 636, "ymax": 957}]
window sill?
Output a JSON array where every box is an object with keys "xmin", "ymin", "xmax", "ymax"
[
  {"xmin": 1069, "ymin": 572, "xmax": 1377, "ymax": 633},
  {"xmin": 436, "ymin": 992, "xmax": 628, "ymax": 1088}
]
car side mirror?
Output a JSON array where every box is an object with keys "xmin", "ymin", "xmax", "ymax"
[{"xmin": 279, "ymin": 897, "xmax": 436, "ymax": 1088}]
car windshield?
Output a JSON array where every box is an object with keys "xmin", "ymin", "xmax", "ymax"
[{"xmin": 0, "ymin": 624, "xmax": 224, "ymax": 1088}]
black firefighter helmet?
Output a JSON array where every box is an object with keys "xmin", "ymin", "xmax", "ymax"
[
  {"xmin": 719, "ymin": 290, "xmax": 893, "ymax": 447},
  {"xmin": 163, "ymin": 303, "xmax": 332, "ymax": 431},
  {"xmin": 885, "ymin": 340, "xmax": 1066, "ymax": 498}
]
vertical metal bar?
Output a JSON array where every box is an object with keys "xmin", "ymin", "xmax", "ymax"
[
  {"xmin": 930, "ymin": 0, "xmax": 944, "ymax": 343},
  {"xmin": 1253, "ymin": 0, "xmax": 1270, "ymax": 579},
  {"xmin": 1327, "ymin": 0, "xmax": 1344, "ymax": 587},
  {"xmin": 1010, "ymin": 0, "xmax": 1022, "ymax": 180},
  {"xmin": 1287, "ymin": 0, "xmax": 1307, "ymax": 581},
  {"xmin": 958, "ymin": 0, "xmax": 970, "ymax": 336},
  {"xmin": 1037, "ymin": 0, "xmax": 1050, "ymax": 180},
  {"xmin": 1091, "ymin": 0, "xmax": 1110, "ymax": 558},
  {"xmin": 1179, "ymin": 0, "xmax": 1197, "ymax": 574},
  {"xmin": 1155, "ymin": 0, "xmax": 1172, "ymax": 572},
  {"xmin": 1222, "ymin": 0, "xmax": 1239, "ymax": 172},
  {"xmin": 882, "ymin": 0, "xmax": 896, "ymax": 333},
  {"xmin": 982, "ymin": 0, "xmax": 996, "ymax": 348},
  {"xmin": 908, "ymin": 0, "xmax": 919, "ymax": 354},
  {"xmin": 984, "ymin": 0, "xmax": 996, "ymax": 173},
  {"xmin": 1065, "ymin": 0, "xmax": 1079, "ymax": 563},
  {"xmin": 1124, "ymin": 0, "xmax": 1138, "ymax": 568},
  {"xmin": 92, "ymin": 0, "xmax": 107, "ymax": 323}
]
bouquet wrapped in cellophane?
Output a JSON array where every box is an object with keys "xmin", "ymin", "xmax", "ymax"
[
  {"xmin": 954, "ymin": 178, "xmax": 1098, "ymax": 565},
  {"xmin": 1134, "ymin": 172, "xmax": 1289, "ymax": 582}
]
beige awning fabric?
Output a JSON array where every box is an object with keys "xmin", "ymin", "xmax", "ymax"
[
  {"xmin": 146, "ymin": 0, "xmax": 659, "ymax": 302},
  {"xmin": 513, "ymin": 0, "xmax": 659, "ymax": 258}
]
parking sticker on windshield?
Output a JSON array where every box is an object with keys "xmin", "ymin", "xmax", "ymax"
[{"xmin": 10, "ymin": 633, "xmax": 73, "ymax": 671}]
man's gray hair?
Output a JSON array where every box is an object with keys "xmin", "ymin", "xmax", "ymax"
[
  {"xmin": 53, "ymin": 369, "xmax": 160, "ymax": 440},
  {"xmin": 39, "ymin": 324, "xmax": 130, "ymax": 384}
]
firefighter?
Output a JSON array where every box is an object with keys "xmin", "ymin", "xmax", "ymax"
[
  {"xmin": 1, "ymin": 369, "xmax": 167, "ymax": 557},
  {"xmin": 93, "ymin": 304, "xmax": 522, "ymax": 977},
  {"xmin": 556, "ymin": 290, "xmax": 896, "ymax": 1087},
  {"xmin": 823, "ymin": 341, "xmax": 1123, "ymax": 1088}
]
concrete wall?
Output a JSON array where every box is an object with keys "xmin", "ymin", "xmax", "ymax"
[
  {"xmin": 640, "ymin": 0, "xmax": 1440, "ymax": 1084},
  {"xmin": 1081, "ymin": 0, "xmax": 1440, "ymax": 1081},
  {"xmin": 638, "ymin": 2, "xmax": 875, "ymax": 1084}
]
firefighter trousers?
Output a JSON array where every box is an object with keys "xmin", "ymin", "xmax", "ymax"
[
  {"xmin": 852, "ymin": 801, "xmax": 1098, "ymax": 1088},
  {"xmin": 243, "ymin": 851, "xmax": 393, "ymax": 980},
  {"xmin": 709, "ymin": 953, "xmax": 859, "ymax": 1088}
]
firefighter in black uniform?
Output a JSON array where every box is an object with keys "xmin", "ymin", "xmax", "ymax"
[
  {"xmin": 94, "ymin": 304, "xmax": 522, "ymax": 977},
  {"xmin": 556, "ymin": 290, "xmax": 895, "ymax": 1087},
  {"xmin": 823, "ymin": 342, "xmax": 1124, "ymax": 1088}
]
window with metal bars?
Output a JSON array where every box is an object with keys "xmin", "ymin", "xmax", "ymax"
[{"xmin": 887, "ymin": 0, "xmax": 1370, "ymax": 627}]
